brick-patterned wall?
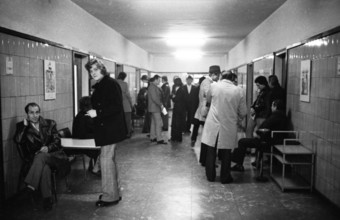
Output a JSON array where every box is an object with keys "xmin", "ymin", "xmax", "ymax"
[
  {"xmin": 286, "ymin": 32, "xmax": 340, "ymax": 206},
  {"xmin": 0, "ymin": 32, "xmax": 73, "ymax": 198}
]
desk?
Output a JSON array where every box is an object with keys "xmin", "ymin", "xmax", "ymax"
[
  {"xmin": 61, "ymin": 138, "xmax": 99, "ymax": 180},
  {"xmin": 61, "ymin": 138, "xmax": 98, "ymax": 149}
]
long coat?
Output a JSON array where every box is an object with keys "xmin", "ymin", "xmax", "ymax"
[
  {"xmin": 117, "ymin": 79, "xmax": 133, "ymax": 113},
  {"xmin": 201, "ymin": 79, "xmax": 247, "ymax": 150},
  {"xmin": 194, "ymin": 76, "xmax": 213, "ymax": 122},
  {"xmin": 91, "ymin": 75, "xmax": 127, "ymax": 146}
]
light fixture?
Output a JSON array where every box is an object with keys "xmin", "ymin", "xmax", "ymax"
[
  {"xmin": 164, "ymin": 33, "xmax": 207, "ymax": 47},
  {"xmin": 173, "ymin": 49, "xmax": 204, "ymax": 60}
]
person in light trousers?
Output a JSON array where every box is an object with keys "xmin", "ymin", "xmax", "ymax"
[{"xmin": 85, "ymin": 59, "xmax": 127, "ymax": 207}]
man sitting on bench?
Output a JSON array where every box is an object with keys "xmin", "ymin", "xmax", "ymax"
[{"xmin": 231, "ymin": 99, "xmax": 288, "ymax": 172}]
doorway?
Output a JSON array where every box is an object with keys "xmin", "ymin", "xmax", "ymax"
[{"xmin": 73, "ymin": 52, "xmax": 89, "ymax": 116}]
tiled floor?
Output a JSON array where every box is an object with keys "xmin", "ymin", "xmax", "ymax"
[{"xmin": 2, "ymin": 128, "xmax": 340, "ymax": 220}]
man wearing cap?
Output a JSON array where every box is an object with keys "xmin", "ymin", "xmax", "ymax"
[
  {"xmin": 202, "ymin": 71, "xmax": 247, "ymax": 184},
  {"xmin": 182, "ymin": 75, "xmax": 199, "ymax": 134},
  {"xmin": 194, "ymin": 65, "xmax": 221, "ymax": 165}
]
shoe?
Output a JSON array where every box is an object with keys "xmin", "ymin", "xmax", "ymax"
[
  {"xmin": 43, "ymin": 197, "xmax": 53, "ymax": 211},
  {"xmin": 190, "ymin": 140, "xmax": 196, "ymax": 147},
  {"xmin": 221, "ymin": 177, "xmax": 234, "ymax": 184},
  {"xmin": 231, "ymin": 164, "xmax": 245, "ymax": 172},
  {"xmin": 157, "ymin": 140, "xmax": 167, "ymax": 145},
  {"xmin": 96, "ymin": 196, "xmax": 122, "ymax": 207},
  {"xmin": 150, "ymin": 138, "xmax": 157, "ymax": 142}
]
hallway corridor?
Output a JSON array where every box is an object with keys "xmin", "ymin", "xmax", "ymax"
[{"xmin": 2, "ymin": 129, "xmax": 340, "ymax": 220}]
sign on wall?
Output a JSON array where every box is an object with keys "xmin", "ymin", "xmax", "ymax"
[
  {"xmin": 44, "ymin": 60, "xmax": 56, "ymax": 100},
  {"xmin": 300, "ymin": 59, "xmax": 311, "ymax": 102},
  {"xmin": 6, "ymin": 56, "xmax": 13, "ymax": 75}
]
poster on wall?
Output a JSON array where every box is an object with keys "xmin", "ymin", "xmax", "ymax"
[
  {"xmin": 300, "ymin": 59, "xmax": 311, "ymax": 102},
  {"xmin": 6, "ymin": 56, "xmax": 13, "ymax": 75},
  {"xmin": 44, "ymin": 60, "xmax": 56, "ymax": 100}
]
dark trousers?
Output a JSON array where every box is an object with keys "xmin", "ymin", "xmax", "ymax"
[
  {"xmin": 171, "ymin": 111, "xmax": 185, "ymax": 141},
  {"xmin": 185, "ymin": 106, "xmax": 195, "ymax": 132},
  {"xmin": 232, "ymin": 138, "xmax": 261, "ymax": 165},
  {"xmin": 25, "ymin": 153, "xmax": 70, "ymax": 198},
  {"xmin": 161, "ymin": 109, "xmax": 169, "ymax": 131},
  {"xmin": 199, "ymin": 142, "xmax": 209, "ymax": 166},
  {"xmin": 191, "ymin": 119, "xmax": 204, "ymax": 141},
  {"xmin": 205, "ymin": 146, "xmax": 232, "ymax": 183}
]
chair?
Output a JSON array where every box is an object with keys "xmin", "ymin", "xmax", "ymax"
[
  {"xmin": 16, "ymin": 142, "xmax": 58, "ymax": 203},
  {"xmin": 58, "ymin": 128, "xmax": 88, "ymax": 180}
]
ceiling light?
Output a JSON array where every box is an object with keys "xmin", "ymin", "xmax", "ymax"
[
  {"xmin": 174, "ymin": 49, "xmax": 203, "ymax": 60},
  {"xmin": 165, "ymin": 33, "xmax": 207, "ymax": 47}
]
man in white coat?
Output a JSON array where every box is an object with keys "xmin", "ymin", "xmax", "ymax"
[
  {"xmin": 202, "ymin": 71, "xmax": 247, "ymax": 184},
  {"xmin": 194, "ymin": 65, "xmax": 221, "ymax": 166}
]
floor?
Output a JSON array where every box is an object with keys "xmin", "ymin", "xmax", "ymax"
[{"xmin": 2, "ymin": 127, "xmax": 340, "ymax": 220}]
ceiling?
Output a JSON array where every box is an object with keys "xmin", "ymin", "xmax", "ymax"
[{"xmin": 71, "ymin": 0, "xmax": 286, "ymax": 57}]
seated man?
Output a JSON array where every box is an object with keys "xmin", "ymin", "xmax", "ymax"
[
  {"xmin": 231, "ymin": 99, "xmax": 287, "ymax": 171},
  {"xmin": 13, "ymin": 102, "xmax": 70, "ymax": 211}
]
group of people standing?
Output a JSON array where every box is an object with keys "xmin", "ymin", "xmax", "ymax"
[{"xmin": 194, "ymin": 65, "xmax": 287, "ymax": 184}]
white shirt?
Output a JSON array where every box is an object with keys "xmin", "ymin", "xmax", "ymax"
[{"xmin": 187, "ymin": 84, "xmax": 192, "ymax": 94}]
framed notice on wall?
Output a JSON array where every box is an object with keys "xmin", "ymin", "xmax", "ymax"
[
  {"xmin": 44, "ymin": 60, "xmax": 56, "ymax": 100},
  {"xmin": 300, "ymin": 59, "xmax": 311, "ymax": 102}
]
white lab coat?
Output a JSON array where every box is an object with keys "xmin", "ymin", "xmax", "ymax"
[
  {"xmin": 201, "ymin": 79, "xmax": 247, "ymax": 150},
  {"xmin": 194, "ymin": 76, "xmax": 213, "ymax": 122}
]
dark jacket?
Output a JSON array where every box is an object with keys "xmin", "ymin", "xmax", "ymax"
[
  {"xmin": 13, "ymin": 117, "xmax": 61, "ymax": 161},
  {"xmin": 161, "ymin": 82, "xmax": 171, "ymax": 109},
  {"xmin": 182, "ymin": 84, "xmax": 199, "ymax": 111},
  {"xmin": 91, "ymin": 75, "xmax": 127, "ymax": 146},
  {"xmin": 251, "ymin": 87, "xmax": 271, "ymax": 119},
  {"xmin": 72, "ymin": 111, "xmax": 94, "ymax": 139},
  {"xmin": 270, "ymin": 85, "xmax": 286, "ymax": 107},
  {"xmin": 257, "ymin": 110, "xmax": 288, "ymax": 145},
  {"xmin": 173, "ymin": 86, "xmax": 185, "ymax": 114}
]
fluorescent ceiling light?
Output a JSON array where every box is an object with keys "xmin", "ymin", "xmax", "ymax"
[
  {"xmin": 174, "ymin": 49, "xmax": 203, "ymax": 60},
  {"xmin": 165, "ymin": 33, "xmax": 207, "ymax": 47}
]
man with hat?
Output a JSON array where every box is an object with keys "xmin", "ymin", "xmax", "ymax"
[
  {"xmin": 202, "ymin": 71, "xmax": 247, "ymax": 184},
  {"xmin": 182, "ymin": 75, "xmax": 199, "ymax": 134},
  {"xmin": 194, "ymin": 65, "xmax": 221, "ymax": 165}
]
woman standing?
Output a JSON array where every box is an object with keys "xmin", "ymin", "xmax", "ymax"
[
  {"xmin": 170, "ymin": 77, "xmax": 185, "ymax": 142},
  {"xmin": 246, "ymin": 76, "xmax": 271, "ymax": 138},
  {"xmin": 85, "ymin": 59, "xmax": 127, "ymax": 207}
]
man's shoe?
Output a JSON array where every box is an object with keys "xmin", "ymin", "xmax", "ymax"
[
  {"xmin": 221, "ymin": 177, "xmax": 234, "ymax": 184},
  {"xmin": 96, "ymin": 197, "xmax": 122, "ymax": 207},
  {"xmin": 157, "ymin": 140, "xmax": 167, "ymax": 145},
  {"xmin": 150, "ymin": 138, "xmax": 157, "ymax": 142},
  {"xmin": 43, "ymin": 197, "xmax": 53, "ymax": 211},
  {"xmin": 231, "ymin": 164, "xmax": 245, "ymax": 172}
]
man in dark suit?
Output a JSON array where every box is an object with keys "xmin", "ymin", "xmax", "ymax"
[
  {"xmin": 161, "ymin": 76, "xmax": 171, "ymax": 131},
  {"xmin": 182, "ymin": 75, "xmax": 199, "ymax": 133}
]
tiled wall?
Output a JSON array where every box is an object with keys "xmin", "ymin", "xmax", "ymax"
[
  {"xmin": 286, "ymin": 32, "xmax": 340, "ymax": 206},
  {"xmin": 0, "ymin": 32, "xmax": 74, "ymax": 198}
]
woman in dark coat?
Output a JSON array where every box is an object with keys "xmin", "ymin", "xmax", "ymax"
[
  {"xmin": 170, "ymin": 77, "xmax": 185, "ymax": 142},
  {"xmin": 85, "ymin": 59, "xmax": 127, "ymax": 207},
  {"xmin": 246, "ymin": 75, "xmax": 271, "ymax": 138}
]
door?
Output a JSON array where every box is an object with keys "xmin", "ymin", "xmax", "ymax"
[{"xmin": 73, "ymin": 52, "xmax": 89, "ymax": 116}]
